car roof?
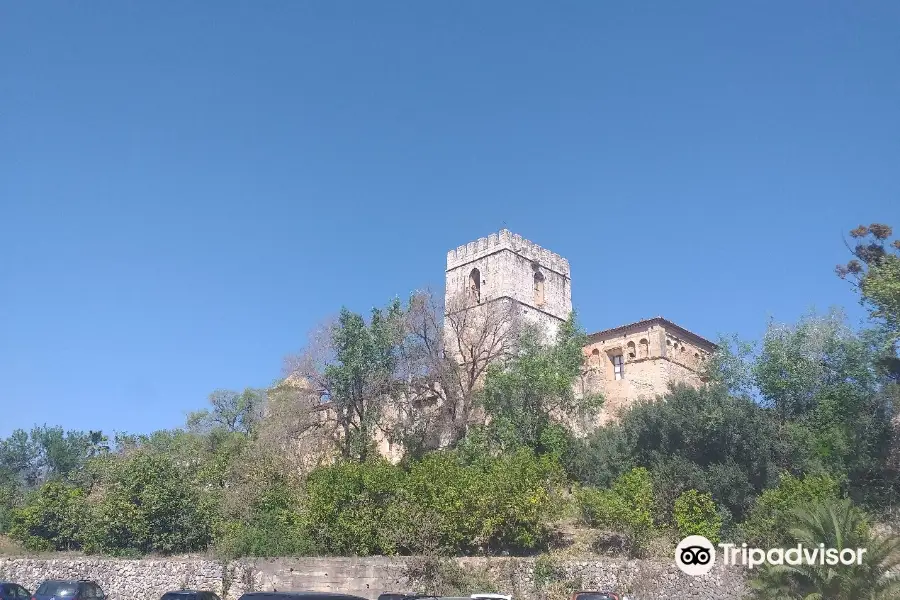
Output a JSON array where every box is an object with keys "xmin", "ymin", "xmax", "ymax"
[{"xmin": 240, "ymin": 594, "xmax": 368, "ymax": 600}]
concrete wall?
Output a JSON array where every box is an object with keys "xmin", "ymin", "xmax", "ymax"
[{"xmin": 0, "ymin": 556, "xmax": 748, "ymax": 600}]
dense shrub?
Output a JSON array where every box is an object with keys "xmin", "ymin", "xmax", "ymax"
[
  {"xmin": 302, "ymin": 449, "xmax": 562, "ymax": 556},
  {"xmin": 216, "ymin": 477, "xmax": 316, "ymax": 558},
  {"xmin": 8, "ymin": 481, "xmax": 91, "ymax": 551},
  {"xmin": 91, "ymin": 452, "xmax": 214, "ymax": 555},
  {"xmin": 576, "ymin": 467, "xmax": 655, "ymax": 554},
  {"xmin": 673, "ymin": 490, "xmax": 722, "ymax": 543},
  {"xmin": 460, "ymin": 449, "xmax": 564, "ymax": 553},
  {"xmin": 302, "ymin": 458, "xmax": 403, "ymax": 555},
  {"xmin": 571, "ymin": 385, "xmax": 786, "ymax": 523},
  {"xmin": 563, "ymin": 425, "xmax": 632, "ymax": 488},
  {"xmin": 741, "ymin": 472, "xmax": 841, "ymax": 547}
]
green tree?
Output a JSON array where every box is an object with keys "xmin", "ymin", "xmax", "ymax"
[
  {"xmin": 837, "ymin": 223, "xmax": 900, "ymax": 345},
  {"xmin": 576, "ymin": 467, "xmax": 656, "ymax": 555},
  {"xmin": 562, "ymin": 423, "xmax": 633, "ymax": 488},
  {"xmin": 752, "ymin": 312, "xmax": 896, "ymax": 506},
  {"xmin": 741, "ymin": 472, "xmax": 841, "ymax": 547},
  {"xmin": 586, "ymin": 384, "xmax": 782, "ymax": 522},
  {"xmin": 187, "ymin": 388, "xmax": 266, "ymax": 435},
  {"xmin": 0, "ymin": 427, "xmax": 108, "ymax": 490},
  {"xmin": 300, "ymin": 449, "xmax": 562, "ymax": 557},
  {"xmin": 92, "ymin": 451, "xmax": 214, "ymax": 555},
  {"xmin": 481, "ymin": 314, "xmax": 602, "ymax": 455},
  {"xmin": 301, "ymin": 458, "xmax": 404, "ymax": 555},
  {"xmin": 0, "ymin": 429, "xmax": 42, "ymax": 488},
  {"xmin": 8, "ymin": 481, "xmax": 91, "ymax": 551},
  {"xmin": 315, "ymin": 301, "xmax": 405, "ymax": 462},
  {"xmin": 753, "ymin": 310, "xmax": 886, "ymax": 421},
  {"xmin": 750, "ymin": 499, "xmax": 900, "ymax": 600},
  {"xmin": 673, "ymin": 490, "xmax": 722, "ymax": 543},
  {"xmin": 216, "ymin": 473, "xmax": 314, "ymax": 558}
]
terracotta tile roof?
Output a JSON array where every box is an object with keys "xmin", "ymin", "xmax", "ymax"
[{"xmin": 586, "ymin": 316, "xmax": 718, "ymax": 350}]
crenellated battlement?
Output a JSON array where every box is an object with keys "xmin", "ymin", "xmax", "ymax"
[{"xmin": 446, "ymin": 229, "xmax": 571, "ymax": 276}]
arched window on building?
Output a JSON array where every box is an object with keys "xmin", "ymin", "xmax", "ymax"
[
  {"xmin": 627, "ymin": 341, "xmax": 636, "ymax": 359},
  {"xmin": 639, "ymin": 338, "xmax": 649, "ymax": 358},
  {"xmin": 591, "ymin": 348, "xmax": 601, "ymax": 368},
  {"xmin": 468, "ymin": 268, "xmax": 481, "ymax": 303},
  {"xmin": 533, "ymin": 272, "xmax": 545, "ymax": 306}
]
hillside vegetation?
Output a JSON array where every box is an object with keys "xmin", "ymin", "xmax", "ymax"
[{"xmin": 2, "ymin": 223, "xmax": 900, "ymax": 598}]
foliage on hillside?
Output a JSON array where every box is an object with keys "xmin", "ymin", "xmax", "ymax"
[{"xmin": 1, "ymin": 223, "xmax": 899, "ymax": 570}]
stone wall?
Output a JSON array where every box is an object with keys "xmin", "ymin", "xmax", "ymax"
[
  {"xmin": 580, "ymin": 319, "xmax": 716, "ymax": 426},
  {"xmin": 0, "ymin": 555, "xmax": 748, "ymax": 600},
  {"xmin": 444, "ymin": 229, "xmax": 572, "ymax": 344}
]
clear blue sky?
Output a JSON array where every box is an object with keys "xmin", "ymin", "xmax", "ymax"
[{"xmin": 2, "ymin": 2, "xmax": 898, "ymax": 438}]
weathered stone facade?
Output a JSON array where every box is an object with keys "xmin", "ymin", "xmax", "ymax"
[
  {"xmin": 579, "ymin": 318, "xmax": 716, "ymax": 424},
  {"xmin": 445, "ymin": 230, "xmax": 572, "ymax": 343},
  {"xmin": 275, "ymin": 230, "xmax": 716, "ymax": 463},
  {"xmin": 448, "ymin": 231, "xmax": 716, "ymax": 426},
  {"xmin": 0, "ymin": 555, "xmax": 749, "ymax": 600}
]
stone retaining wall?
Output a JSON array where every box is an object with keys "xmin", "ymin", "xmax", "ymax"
[{"xmin": 0, "ymin": 556, "xmax": 748, "ymax": 600}]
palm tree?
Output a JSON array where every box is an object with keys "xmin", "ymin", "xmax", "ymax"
[{"xmin": 750, "ymin": 499, "xmax": 900, "ymax": 599}]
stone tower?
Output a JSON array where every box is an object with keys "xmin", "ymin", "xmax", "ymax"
[{"xmin": 445, "ymin": 229, "xmax": 572, "ymax": 341}]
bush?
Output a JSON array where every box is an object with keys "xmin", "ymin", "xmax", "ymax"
[
  {"xmin": 302, "ymin": 449, "xmax": 563, "ymax": 556},
  {"xmin": 673, "ymin": 490, "xmax": 722, "ymax": 543},
  {"xmin": 8, "ymin": 481, "xmax": 91, "ymax": 551},
  {"xmin": 91, "ymin": 452, "xmax": 214, "ymax": 555},
  {"xmin": 466, "ymin": 449, "xmax": 564, "ymax": 553},
  {"xmin": 576, "ymin": 467, "xmax": 655, "ymax": 554},
  {"xmin": 402, "ymin": 556, "xmax": 499, "ymax": 596},
  {"xmin": 215, "ymin": 478, "xmax": 316, "ymax": 558},
  {"xmin": 0, "ymin": 483, "xmax": 20, "ymax": 535},
  {"xmin": 573, "ymin": 385, "xmax": 785, "ymax": 522},
  {"xmin": 302, "ymin": 458, "xmax": 404, "ymax": 555},
  {"xmin": 563, "ymin": 426, "xmax": 632, "ymax": 487},
  {"xmin": 740, "ymin": 472, "xmax": 841, "ymax": 547}
]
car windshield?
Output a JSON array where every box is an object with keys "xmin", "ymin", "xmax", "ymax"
[
  {"xmin": 36, "ymin": 583, "xmax": 78, "ymax": 597},
  {"xmin": 575, "ymin": 595, "xmax": 614, "ymax": 600}
]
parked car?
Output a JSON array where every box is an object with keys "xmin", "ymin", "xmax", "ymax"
[
  {"xmin": 238, "ymin": 593, "xmax": 369, "ymax": 600},
  {"xmin": 378, "ymin": 593, "xmax": 430, "ymax": 600},
  {"xmin": 161, "ymin": 591, "xmax": 221, "ymax": 600},
  {"xmin": 33, "ymin": 581, "xmax": 106, "ymax": 600},
  {"xmin": 0, "ymin": 582, "xmax": 31, "ymax": 600},
  {"xmin": 570, "ymin": 592, "xmax": 620, "ymax": 600}
]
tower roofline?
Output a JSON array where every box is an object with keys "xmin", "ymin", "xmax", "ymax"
[
  {"xmin": 446, "ymin": 229, "xmax": 570, "ymax": 276},
  {"xmin": 586, "ymin": 317, "xmax": 718, "ymax": 351}
]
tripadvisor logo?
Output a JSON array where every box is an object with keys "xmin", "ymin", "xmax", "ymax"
[
  {"xmin": 675, "ymin": 535, "xmax": 717, "ymax": 576},
  {"xmin": 675, "ymin": 536, "xmax": 869, "ymax": 576}
]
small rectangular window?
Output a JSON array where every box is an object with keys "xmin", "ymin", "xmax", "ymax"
[{"xmin": 613, "ymin": 354, "xmax": 624, "ymax": 380}]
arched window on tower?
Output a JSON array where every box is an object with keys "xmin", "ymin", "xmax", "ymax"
[
  {"xmin": 627, "ymin": 341, "xmax": 636, "ymax": 359},
  {"xmin": 639, "ymin": 338, "xmax": 649, "ymax": 358},
  {"xmin": 533, "ymin": 272, "xmax": 545, "ymax": 306},
  {"xmin": 468, "ymin": 268, "xmax": 481, "ymax": 303}
]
